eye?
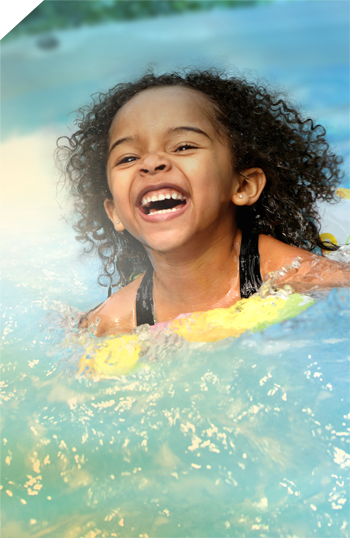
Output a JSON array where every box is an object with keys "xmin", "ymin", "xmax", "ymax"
[
  {"xmin": 175, "ymin": 144, "xmax": 197, "ymax": 152},
  {"xmin": 115, "ymin": 155, "xmax": 138, "ymax": 166}
]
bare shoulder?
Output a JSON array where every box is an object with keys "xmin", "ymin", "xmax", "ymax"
[
  {"xmin": 79, "ymin": 274, "xmax": 144, "ymax": 337},
  {"xmin": 258, "ymin": 234, "xmax": 314, "ymax": 277},
  {"xmin": 259, "ymin": 234, "xmax": 350, "ymax": 289}
]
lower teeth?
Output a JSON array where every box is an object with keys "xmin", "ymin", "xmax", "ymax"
[{"xmin": 149, "ymin": 206, "xmax": 182, "ymax": 215}]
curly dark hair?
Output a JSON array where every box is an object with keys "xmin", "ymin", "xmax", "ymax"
[{"xmin": 57, "ymin": 68, "xmax": 343, "ymax": 295}]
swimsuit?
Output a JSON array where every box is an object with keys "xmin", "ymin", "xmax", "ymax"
[
  {"xmin": 80, "ymin": 229, "xmax": 262, "ymax": 328},
  {"xmin": 136, "ymin": 229, "xmax": 262, "ymax": 327}
]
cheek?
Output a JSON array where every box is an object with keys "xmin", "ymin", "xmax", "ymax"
[
  {"xmin": 188, "ymin": 159, "xmax": 213, "ymax": 184},
  {"xmin": 108, "ymin": 174, "xmax": 127, "ymax": 202},
  {"xmin": 107, "ymin": 193, "xmax": 126, "ymax": 221}
]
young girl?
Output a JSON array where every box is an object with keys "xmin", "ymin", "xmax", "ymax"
[{"xmin": 59, "ymin": 69, "xmax": 349, "ymax": 337}]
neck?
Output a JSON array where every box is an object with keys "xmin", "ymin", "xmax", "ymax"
[{"xmin": 149, "ymin": 227, "xmax": 242, "ymax": 322}]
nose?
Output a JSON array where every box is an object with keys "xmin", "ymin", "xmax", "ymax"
[{"xmin": 139, "ymin": 153, "xmax": 172, "ymax": 176}]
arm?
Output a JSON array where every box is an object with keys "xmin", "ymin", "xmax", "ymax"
[
  {"xmin": 259, "ymin": 235, "xmax": 350, "ymax": 292},
  {"xmin": 79, "ymin": 274, "xmax": 144, "ymax": 336}
]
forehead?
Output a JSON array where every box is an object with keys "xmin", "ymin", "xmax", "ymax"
[{"xmin": 109, "ymin": 86, "xmax": 217, "ymax": 135}]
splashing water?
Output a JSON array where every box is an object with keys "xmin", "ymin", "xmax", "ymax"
[{"xmin": 1, "ymin": 247, "xmax": 349, "ymax": 537}]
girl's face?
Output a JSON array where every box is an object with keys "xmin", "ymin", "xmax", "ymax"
[{"xmin": 105, "ymin": 86, "xmax": 240, "ymax": 255}]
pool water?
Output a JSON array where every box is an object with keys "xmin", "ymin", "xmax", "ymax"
[{"xmin": 1, "ymin": 245, "xmax": 349, "ymax": 538}]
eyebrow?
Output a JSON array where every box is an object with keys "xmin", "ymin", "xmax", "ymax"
[
  {"xmin": 108, "ymin": 126, "xmax": 211, "ymax": 155},
  {"xmin": 169, "ymin": 126, "xmax": 212, "ymax": 139},
  {"xmin": 109, "ymin": 136, "xmax": 135, "ymax": 155}
]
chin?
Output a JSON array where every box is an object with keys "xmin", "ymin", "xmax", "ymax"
[{"xmin": 142, "ymin": 233, "xmax": 189, "ymax": 256}]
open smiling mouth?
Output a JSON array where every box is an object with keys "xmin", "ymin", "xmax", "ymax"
[{"xmin": 140, "ymin": 192, "xmax": 187, "ymax": 215}]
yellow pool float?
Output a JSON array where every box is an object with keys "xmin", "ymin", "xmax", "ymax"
[
  {"xmin": 78, "ymin": 333, "xmax": 141, "ymax": 377},
  {"xmin": 78, "ymin": 290, "xmax": 314, "ymax": 377},
  {"xmin": 169, "ymin": 291, "xmax": 313, "ymax": 343},
  {"xmin": 336, "ymin": 188, "xmax": 350, "ymax": 200},
  {"xmin": 319, "ymin": 232, "xmax": 338, "ymax": 250}
]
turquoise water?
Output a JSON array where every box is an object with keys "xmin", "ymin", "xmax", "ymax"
[
  {"xmin": 1, "ymin": 257, "xmax": 349, "ymax": 537},
  {"xmin": 2, "ymin": 204, "xmax": 349, "ymax": 536}
]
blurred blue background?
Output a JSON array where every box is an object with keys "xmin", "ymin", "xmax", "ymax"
[{"xmin": 2, "ymin": 0, "xmax": 349, "ymax": 145}]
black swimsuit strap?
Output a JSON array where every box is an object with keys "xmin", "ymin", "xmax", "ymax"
[
  {"xmin": 135, "ymin": 265, "xmax": 155, "ymax": 326},
  {"xmin": 136, "ymin": 230, "xmax": 263, "ymax": 327},
  {"xmin": 239, "ymin": 229, "xmax": 263, "ymax": 298}
]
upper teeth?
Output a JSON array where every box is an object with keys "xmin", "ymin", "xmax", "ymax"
[{"xmin": 141, "ymin": 192, "xmax": 185, "ymax": 206}]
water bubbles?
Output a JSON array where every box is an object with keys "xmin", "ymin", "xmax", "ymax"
[
  {"xmin": 88, "ymin": 316, "xmax": 100, "ymax": 337},
  {"xmin": 325, "ymin": 244, "xmax": 350, "ymax": 264},
  {"xmin": 291, "ymin": 257, "xmax": 302, "ymax": 269}
]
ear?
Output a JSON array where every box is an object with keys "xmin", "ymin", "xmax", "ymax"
[
  {"xmin": 231, "ymin": 168, "xmax": 266, "ymax": 206},
  {"xmin": 104, "ymin": 199, "xmax": 125, "ymax": 232}
]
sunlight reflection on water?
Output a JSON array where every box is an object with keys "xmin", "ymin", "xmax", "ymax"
[{"xmin": 1, "ymin": 241, "xmax": 349, "ymax": 537}]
